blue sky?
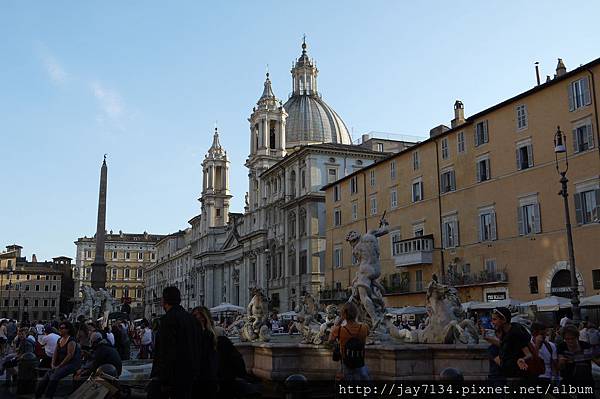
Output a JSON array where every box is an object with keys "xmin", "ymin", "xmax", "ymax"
[{"xmin": 1, "ymin": 1, "xmax": 599, "ymax": 261}]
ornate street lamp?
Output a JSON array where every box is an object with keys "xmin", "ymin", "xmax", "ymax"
[{"xmin": 554, "ymin": 126, "xmax": 581, "ymax": 323}]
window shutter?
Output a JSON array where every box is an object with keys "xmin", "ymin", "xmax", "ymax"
[
  {"xmin": 474, "ymin": 126, "xmax": 479, "ymax": 147},
  {"xmin": 594, "ymin": 189, "xmax": 600, "ymax": 221},
  {"xmin": 573, "ymin": 128, "xmax": 579, "ymax": 153},
  {"xmin": 582, "ymin": 76, "xmax": 591, "ymax": 106},
  {"xmin": 574, "ymin": 193, "xmax": 583, "ymax": 225},
  {"xmin": 455, "ymin": 220, "xmax": 460, "ymax": 246},
  {"xmin": 477, "ymin": 215, "xmax": 483, "ymax": 242},
  {"xmin": 483, "ymin": 120, "xmax": 489, "ymax": 143},
  {"xmin": 420, "ymin": 182, "xmax": 424, "ymax": 200},
  {"xmin": 517, "ymin": 206, "xmax": 525, "ymax": 236},
  {"xmin": 587, "ymin": 124, "xmax": 594, "ymax": 148},
  {"xmin": 491, "ymin": 212, "xmax": 497, "ymax": 240},
  {"xmin": 516, "ymin": 148, "xmax": 522, "ymax": 170},
  {"xmin": 533, "ymin": 203, "xmax": 542, "ymax": 233},
  {"xmin": 527, "ymin": 144, "xmax": 534, "ymax": 167},
  {"xmin": 450, "ymin": 171, "xmax": 456, "ymax": 191},
  {"xmin": 485, "ymin": 159, "xmax": 491, "ymax": 180},
  {"xmin": 568, "ymin": 83, "xmax": 575, "ymax": 111},
  {"xmin": 442, "ymin": 223, "xmax": 448, "ymax": 248},
  {"xmin": 476, "ymin": 162, "xmax": 481, "ymax": 182}
]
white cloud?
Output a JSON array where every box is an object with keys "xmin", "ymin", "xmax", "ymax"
[
  {"xmin": 38, "ymin": 46, "xmax": 67, "ymax": 85},
  {"xmin": 90, "ymin": 81, "xmax": 124, "ymax": 120}
]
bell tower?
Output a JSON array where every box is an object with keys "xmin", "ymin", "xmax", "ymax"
[
  {"xmin": 246, "ymin": 72, "xmax": 287, "ymax": 212},
  {"xmin": 200, "ymin": 127, "xmax": 231, "ymax": 234}
]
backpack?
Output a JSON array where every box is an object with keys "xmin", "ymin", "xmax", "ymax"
[{"xmin": 343, "ymin": 325, "xmax": 365, "ymax": 369}]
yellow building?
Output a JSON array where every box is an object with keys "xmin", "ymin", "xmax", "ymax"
[
  {"xmin": 74, "ymin": 231, "xmax": 165, "ymax": 317},
  {"xmin": 323, "ymin": 57, "xmax": 600, "ymax": 307}
]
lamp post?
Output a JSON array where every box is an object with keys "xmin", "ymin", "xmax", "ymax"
[{"xmin": 554, "ymin": 126, "xmax": 581, "ymax": 323}]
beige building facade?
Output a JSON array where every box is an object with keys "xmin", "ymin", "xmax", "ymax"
[
  {"xmin": 324, "ymin": 57, "xmax": 600, "ymax": 307},
  {"xmin": 74, "ymin": 231, "xmax": 165, "ymax": 317}
]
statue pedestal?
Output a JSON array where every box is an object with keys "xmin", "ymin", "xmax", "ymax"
[{"xmin": 236, "ymin": 339, "xmax": 489, "ymax": 381}]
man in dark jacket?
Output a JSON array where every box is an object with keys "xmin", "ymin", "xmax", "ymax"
[
  {"xmin": 74, "ymin": 332, "xmax": 122, "ymax": 388},
  {"xmin": 148, "ymin": 287, "xmax": 201, "ymax": 399}
]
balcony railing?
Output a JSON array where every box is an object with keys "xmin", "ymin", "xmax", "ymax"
[
  {"xmin": 320, "ymin": 288, "xmax": 349, "ymax": 302},
  {"xmin": 383, "ymin": 279, "xmax": 425, "ymax": 295},
  {"xmin": 392, "ymin": 235, "xmax": 434, "ymax": 267},
  {"xmin": 442, "ymin": 269, "xmax": 508, "ymax": 287}
]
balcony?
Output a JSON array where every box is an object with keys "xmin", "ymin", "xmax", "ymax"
[
  {"xmin": 442, "ymin": 269, "xmax": 508, "ymax": 287},
  {"xmin": 320, "ymin": 287, "xmax": 349, "ymax": 302},
  {"xmin": 392, "ymin": 235, "xmax": 434, "ymax": 267}
]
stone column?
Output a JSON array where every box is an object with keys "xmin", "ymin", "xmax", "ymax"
[{"xmin": 91, "ymin": 157, "xmax": 108, "ymax": 290}]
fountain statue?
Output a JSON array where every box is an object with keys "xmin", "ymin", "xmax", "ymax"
[
  {"xmin": 71, "ymin": 286, "xmax": 119, "ymax": 322},
  {"xmin": 293, "ymin": 292, "xmax": 323, "ymax": 344},
  {"xmin": 240, "ymin": 288, "xmax": 271, "ymax": 342}
]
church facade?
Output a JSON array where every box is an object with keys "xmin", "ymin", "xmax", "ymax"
[{"xmin": 185, "ymin": 41, "xmax": 403, "ymax": 313}]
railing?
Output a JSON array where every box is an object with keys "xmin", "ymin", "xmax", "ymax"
[
  {"xmin": 392, "ymin": 235, "xmax": 434, "ymax": 267},
  {"xmin": 442, "ymin": 269, "xmax": 508, "ymax": 287},
  {"xmin": 320, "ymin": 288, "xmax": 349, "ymax": 301},
  {"xmin": 383, "ymin": 279, "xmax": 425, "ymax": 295}
]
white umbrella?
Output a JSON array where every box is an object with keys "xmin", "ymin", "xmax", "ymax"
[
  {"xmin": 461, "ymin": 301, "xmax": 484, "ymax": 311},
  {"xmin": 209, "ymin": 303, "xmax": 245, "ymax": 314},
  {"xmin": 469, "ymin": 298, "xmax": 523, "ymax": 310},
  {"xmin": 385, "ymin": 306, "xmax": 427, "ymax": 315},
  {"xmin": 520, "ymin": 296, "xmax": 572, "ymax": 312},
  {"xmin": 580, "ymin": 295, "xmax": 600, "ymax": 307}
]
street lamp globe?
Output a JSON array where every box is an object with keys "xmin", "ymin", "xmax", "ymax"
[{"xmin": 554, "ymin": 126, "xmax": 567, "ymax": 154}]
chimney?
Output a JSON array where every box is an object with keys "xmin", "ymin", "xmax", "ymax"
[
  {"xmin": 535, "ymin": 62, "xmax": 541, "ymax": 85},
  {"xmin": 32, "ymin": 254, "xmax": 37, "ymax": 263},
  {"xmin": 556, "ymin": 58, "xmax": 567, "ymax": 77},
  {"xmin": 429, "ymin": 124, "xmax": 450, "ymax": 138},
  {"xmin": 451, "ymin": 100, "xmax": 465, "ymax": 128},
  {"xmin": 361, "ymin": 133, "xmax": 370, "ymax": 144}
]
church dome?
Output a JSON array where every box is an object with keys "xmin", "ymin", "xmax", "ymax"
[
  {"xmin": 283, "ymin": 94, "xmax": 352, "ymax": 146},
  {"xmin": 282, "ymin": 39, "xmax": 352, "ymax": 147}
]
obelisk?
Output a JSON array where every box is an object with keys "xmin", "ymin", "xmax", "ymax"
[{"xmin": 90, "ymin": 155, "xmax": 108, "ymax": 290}]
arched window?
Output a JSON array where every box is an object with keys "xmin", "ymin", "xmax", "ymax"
[
  {"xmin": 289, "ymin": 211, "xmax": 297, "ymax": 238},
  {"xmin": 111, "ymin": 286, "xmax": 117, "ymax": 297},
  {"xmin": 123, "ymin": 286, "xmax": 129, "ymax": 299},
  {"xmin": 299, "ymin": 208, "xmax": 307, "ymax": 236},
  {"xmin": 269, "ymin": 121, "xmax": 276, "ymax": 149}
]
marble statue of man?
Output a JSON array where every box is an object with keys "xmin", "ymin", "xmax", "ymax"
[{"xmin": 346, "ymin": 215, "xmax": 389, "ymax": 330}]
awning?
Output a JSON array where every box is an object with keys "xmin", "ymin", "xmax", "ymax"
[
  {"xmin": 580, "ymin": 295, "xmax": 600, "ymax": 307},
  {"xmin": 520, "ymin": 296, "xmax": 572, "ymax": 312},
  {"xmin": 209, "ymin": 303, "xmax": 246, "ymax": 314}
]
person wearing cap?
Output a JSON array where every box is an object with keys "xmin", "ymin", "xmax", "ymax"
[
  {"xmin": 148, "ymin": 286, "xmax": 201, "ymax": 399},
  {"xmin": 481, "ymin": 307, "xmax": 532, "ymax": 380},
  {"xmin": 73, "ymin": 331, "xmax": 122, "ymax": 388}
]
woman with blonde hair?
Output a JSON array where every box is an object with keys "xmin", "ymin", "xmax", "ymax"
[{"xmin": 191, "ymin": 306, "xmax": 218, "ymax": 398}]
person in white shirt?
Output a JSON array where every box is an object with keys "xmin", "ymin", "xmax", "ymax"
[
  {"xmin": 560, "ymin": 315, "xmax": 571, "ymax": 328},
  {"xmin": 579, "ymin": 322, "xmax": 590, "ymax": 343},
  {"xmin": 105, "ymin": 330, "xmax": 115, "ymax": 346},
  {"xmin": 38, "ymin": 328, "xmax": 60, "ymax": 368},
  {"xmin": 139, "ymin": 322, "xmax": 153, "ymax": 359},
  {"xmin": 532, "ymin": 322, "xmax": 558, "ymax": 383}
]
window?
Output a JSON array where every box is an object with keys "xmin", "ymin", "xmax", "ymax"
[
  {"xmin": 516, "ymin": 104, "xmax": 528, "ymax": 130},
  {"xmin": 301, "ymin": 170, "xmax": 306, "ymax": 189},
  {"xmin": 390, "ymin": 160, "xmax": 397, "ymax": 179},
  {"xmin": 85, "ymin": 250, "xmax": 92, "ymax": 259},
  {"xmin": 299, "ymin": 208, "xmax": 306, "ymax": 236},
  {"xmin": 351, "ymin": 202, "xmax": 358, "ymax": 221},
  {"xmin": 111, "ymin": 268, "xmax": 117, "ymax": 280},
  {"xmin": 334, "ymin": 247, "xmax": 343, "ymax": 268},
  {"xmin": 123, "ymin": 287, "xmax": 129, "ymax": 298},
  {"xmin": 476, "ymin": 157, "xmax": 491, "ymax": 182},
  {"xmin": 34, "ymin": 299, "xmax": 39, "ymax": 307},
  {"xmin": 52, "ymin": 284, "xmax": 57, "ymax": 291},
  {"xmin": 137, "ymin": 288, "xmax": 143, "ymax": 298},
  {"xmin": 125, "ymin": 268, "xmax": 130, "ymax": 279},
  {"xmin": 151, "ymin": 253, "xmax": 155, "ymax": 261},
  {"xmin": 412, "ymin": 151, "xmax": 420, "ymax": 170},
  {"xmin": 350, "ymin": 176, "xmax": 358, "ymax": 194},
  {"xmin": 474, "ymin": 120, "xmax": 489, "ymax": 146},
  {"xmin": 440, "ymin": 170, "xmax": 456, "ymax": 193},
  {"xmin": 24, "ymin": 299, "xmax": 28, "ymax": 307},
  {"xmin": 412, "ymin": 179, "xmax": 423, "ymax": 202},
  {"xmin": 112, "ymin": 251, "xmax": 118, "ymax": 260},
  {"xmin": 376, "ymin": 143, "xmax": 384, "ymax": 152},
  {"xmin": 441, "ymin": 138, "xmax": 449, "ymax": 160},
  {"xmin": 125, "ymin": 251, "xmax": 131, "ymax": 260},
  {"xmin": 51, "ymin": 299, "xmax": 56, "ymax": 307},
  {"xmin": 415, "ymin": 270, "xmax": 424, "ymax": 291},
  {"xmin": 370, "ymin": 196, "xmax": 377, "ymax": 215},
  {"xmin": 369, "ymin": 170, "xmax": 376, "ymax": 187},
  {"xmin": 25, "ymin": 285, "xmax": 30, "ymax": 291},
  {"xmin": 478, "ymin": 208, "xmax": 497, "ymax": 242},
  {"xmin": 516, "ymin": 141, "xmax": 534, "ymax": 170},
  {"xmin": 442, "ymin": 215, "xmax": 459, "ymax": 248},
  {"xmin": 391, "ymin": 231, "xmax": 401, "ymax": 256},
  {"xmin": 485, "ymin": 259, "xmax": 497, "ymax": 274},
  {"xmin": 137, "ymin": 268, "xmax": 143, "ymax": 280},
  {"xmin": 327, "ymin": 168, "xmax": 338, "ymax": 184},
  {"xmin": 573, "ymin": 122, "xmax": 595, "ymax": 153},
  {"xmin": 390, "ymin": 189, "xmax": 398, "ymax": 208},
  {"xmin": 333, "ymin": 208, "xmax": 342, "ymax": 226},
  {"xmin": 568, "ymin": 77, "xmax": 591, "ymax": 111},
  {"xmin": 457, "ymin": 132, "xmax": 465, "ymax": 153},
  {"xmin": 43, "ymin": 299, "xmax": 48, "ymax": 307},
  {"xmin": 216, "ymin": 208, "xmax": 221, "ymax": 217},
  {"xmin": 333, "ymin": 184, "xmax": 341, "ymax": 202},
  {"xmin": 529, "ymin": 276, "xmax": 539, "ymax": 294},
  {"xmin": 138, "ymin": 252, "xmax": 143, "ymax": 261},
  {"xmin": 413, "ymin": 223, "xmax": 424, "ymax": 237},
  {"xmin": 575, "ymin": 189, "xmax": 600, "ymax": 225},
  {"xmin": 35, "ymin": 284, "xmax": 40, "ymax": 292},
  {"xmin": 593, "ymin": 270, "xmax": 600, "ymax": 290},
  {"xmin": 518, "ymin": 202, "xmax": 542, "ymax": 235}
]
